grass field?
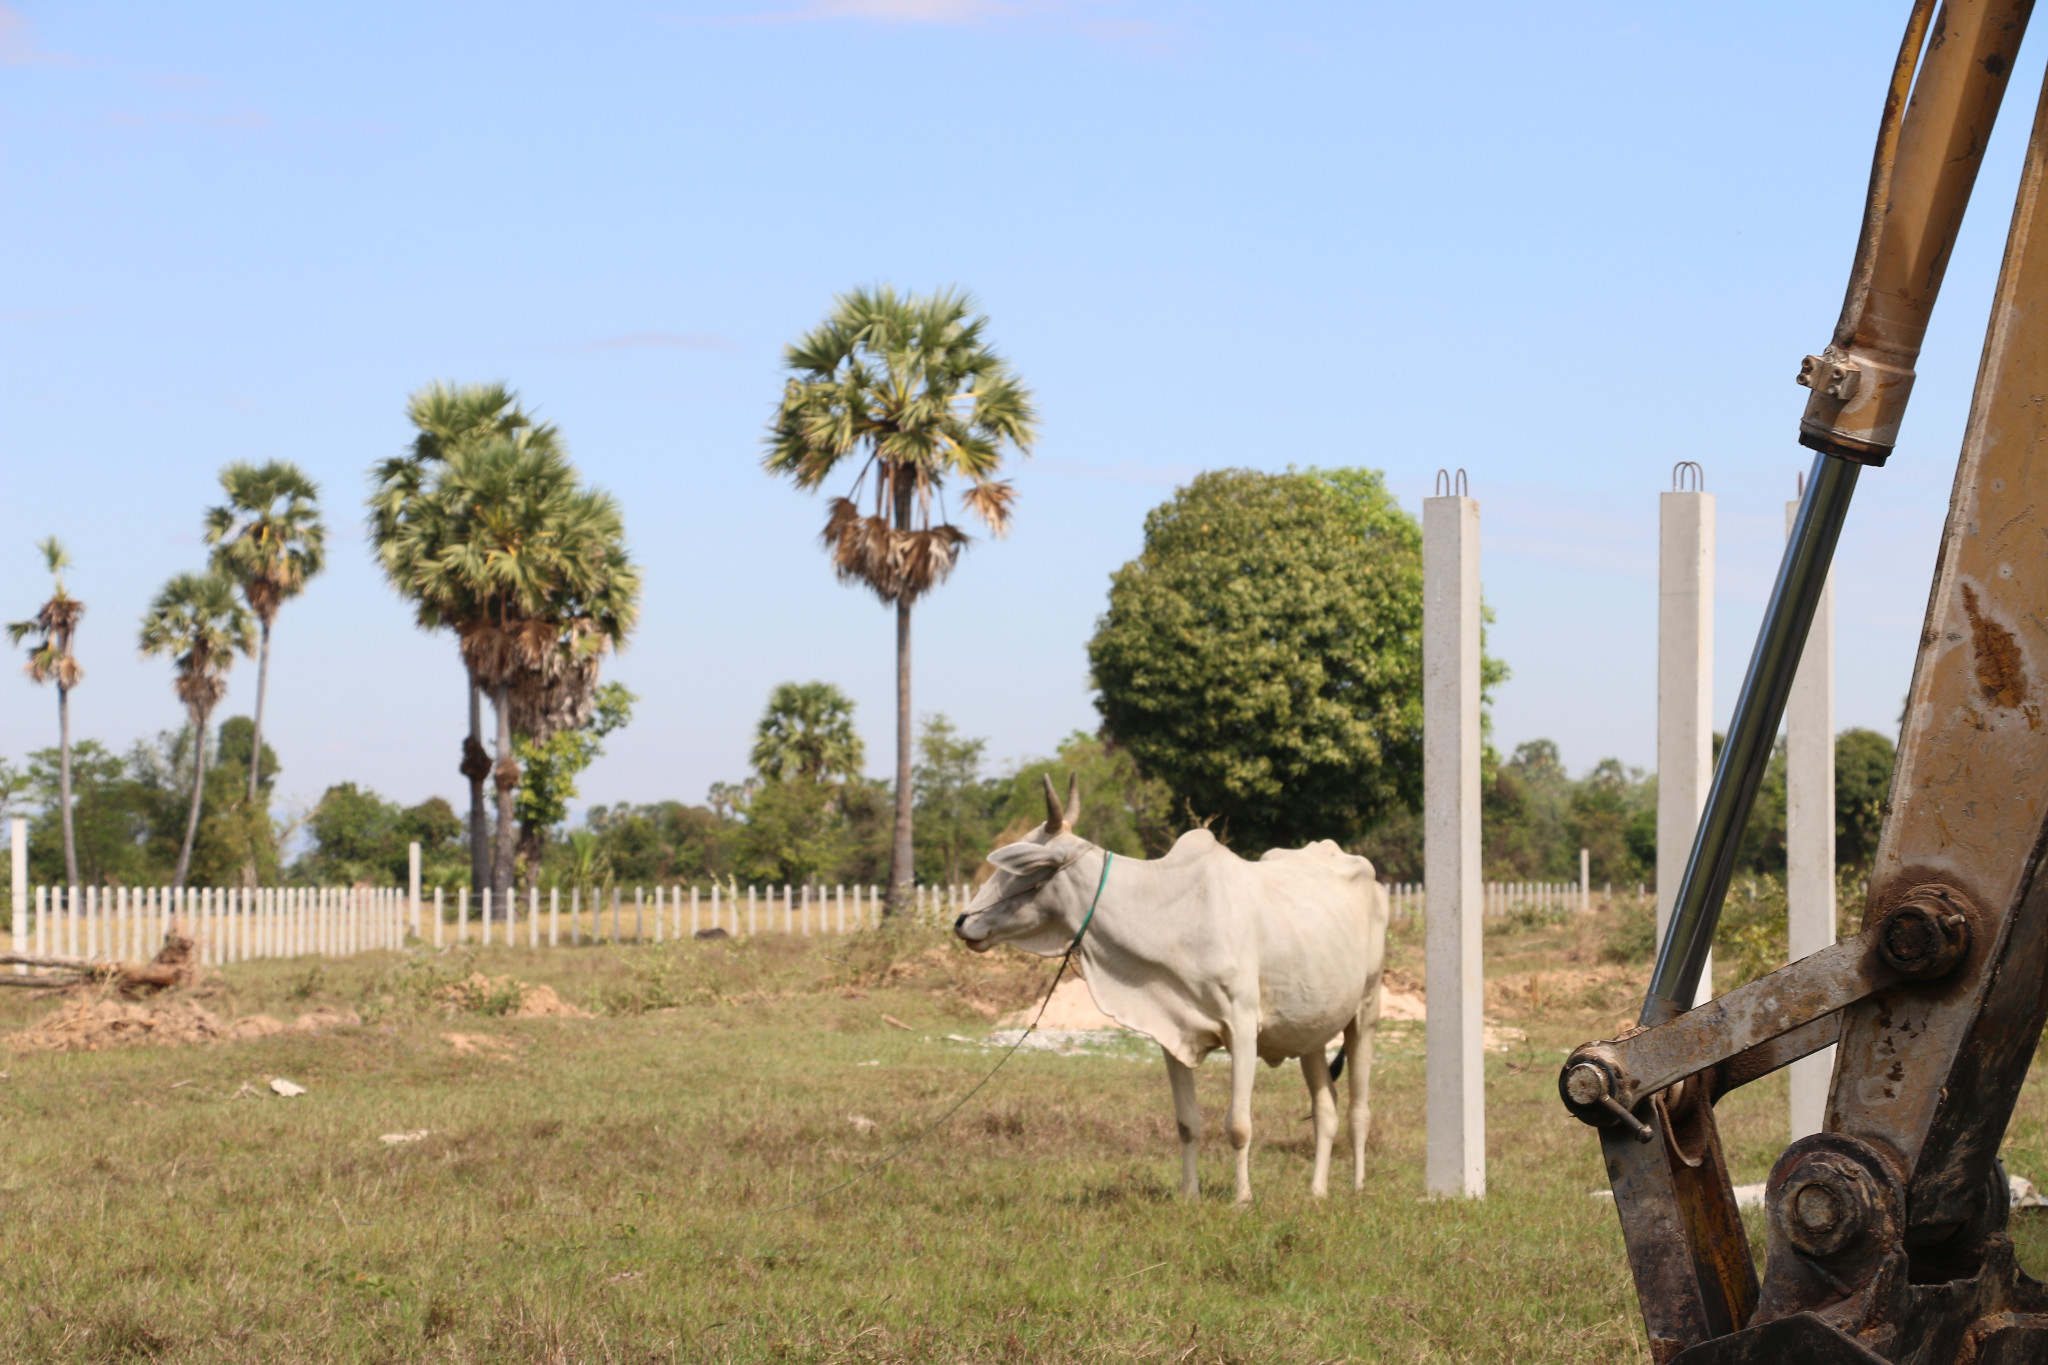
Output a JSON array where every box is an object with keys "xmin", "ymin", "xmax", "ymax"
[{"xmin": 2, "ymin": 904, "xmax": 2045, "ymax": 1364}]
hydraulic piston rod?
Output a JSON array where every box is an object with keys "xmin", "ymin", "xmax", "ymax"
[
  {"xmin": 1636, "ymin": 0, "xmax": 2028, "ymax": 1029},
  {"xmin": 1641, "ymin": 452, "xmax": 1857, "ymax": 1024}
]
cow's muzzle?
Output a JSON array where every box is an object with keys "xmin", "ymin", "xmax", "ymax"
[{"xmin": 953, "ymin": 912, "xmax": 993, "ymax": 952}]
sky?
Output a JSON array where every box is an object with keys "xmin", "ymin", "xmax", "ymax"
[{"xmin": 2, "ymin": 2, "xmax": 2039, "ymax": 829}]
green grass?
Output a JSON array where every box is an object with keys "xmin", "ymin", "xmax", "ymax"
[{"xmin": 0, "ymin": 910, "xmax": 2044, "ymax": 1363}]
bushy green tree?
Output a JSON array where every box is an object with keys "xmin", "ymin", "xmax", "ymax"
[
  {"xmin": 514, "ymin": 682, "xmax": 635, "ymax": 890},
  {"xmin": 912, "ymin": 714, "xmax": 1001, "ymax": 884},
  {"xmin": 295, "ymin": 783, "xmax": 467, "ymax": 887},
  {"xmin": 24, "ymin": 741, "xmax": 147, "ymax": 886},
  {"xmin": 1089, "ymin": 468, "xmax": 1434, "ymax": 851},
  {"xmin": 994, "ymin": 732, "xmax": 1177, "ymax": 859},
  {"xmin": 576, "ymin": 802, "xmax": 733, "ymax": 885},
  {"xmin": 1835, "ymin": 727, "xmax": 1895, "ymax": 867}
]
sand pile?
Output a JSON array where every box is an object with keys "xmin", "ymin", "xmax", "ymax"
[
  {"xmin": 1379, "ymin": 969, "xmax": 1428, "ymax": 1023},
  {"xmin": 436, "ymin": 973, "xmax": 591, "ymax": 1019},
  {"xmin": 997, "ymin": 976, "xmax": 1126, "ymax": 1032},
  {"xmin": 7, "ymin": 997, "xmax": 361, "ymax": 1052}
]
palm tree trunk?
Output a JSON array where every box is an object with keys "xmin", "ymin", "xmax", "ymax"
[
  {"xmin": 247, "ymin": 619, "xmax": 272, "ymax": 803},
  {"xmin": 56, "ymin": 681, "xmax": 79, "ymax": 887},
  {"xmin": 888, "ymin": 598, "xmax": 913, "ymax": 916},
  {"xmin": 173, "ymin": 716, "xmax": 209, "ymax": 890},
  {"xmin": 492, "ymin": 681, "xmax": 518, "ymax": 913},
  {"xmin": 465, "ymin": 677, "xmax": 490, "ymax": 890}
]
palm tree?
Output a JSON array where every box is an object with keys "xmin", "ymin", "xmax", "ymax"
[
  {"xmin": 751, "ymin": 682, "xmax": 865, "ymax": 784},
  {"xmin": 138, "ymin": 573, "xmax": 255, "ymax": 888},
  {"xmin": 766, "ymin": 286, "xmax": 1036, "ymax": 912},
  {"xmin": 371, "ymin": 382, "xmax": 560, "ymax": 890},
  {"xmin": 388, "ymin": 434, "xmax": 638, "ymax": 906},
  {"xmin": 204, "ymin": 461, "xmax": 326, "ymax": 804},
  {"xmin": 8, "ymin": 538, "xmax": 85, "ymax": 886}
]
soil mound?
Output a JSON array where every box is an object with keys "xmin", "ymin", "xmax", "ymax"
[
  {"xmin": 437, "ymin": 973, "xmax": 592, "ymax": 1019},
  {"xmin": 7, "ymin": 996, "xmax": 362, "ymax": 1053}
]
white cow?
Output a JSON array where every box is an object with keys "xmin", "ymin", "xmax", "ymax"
[{"xmin": 953, "ymin": 776, "xmax": 1388, "ymax": 1203}]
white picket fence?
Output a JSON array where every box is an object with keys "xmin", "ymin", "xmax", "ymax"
[
  {"xmin": 11, "ymin": 880, "xmax": 984, "ymax": 972},
  {"xmin": 14, "ymin": 875, "xmax": 1632, "ymax": 974},
  {"xmin": 1384, "ymin": 880, "xmax": 1601, "ymax": 921}
]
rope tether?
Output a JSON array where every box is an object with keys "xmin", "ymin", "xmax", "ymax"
[{"xmin": 757, "ymin": 851, "xmax": 1115, "ymax": 1217}]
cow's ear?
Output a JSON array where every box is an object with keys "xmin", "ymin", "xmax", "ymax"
[{"xmin": 988, "ymin": 842, "xmax": 1066, "ymax": 877}]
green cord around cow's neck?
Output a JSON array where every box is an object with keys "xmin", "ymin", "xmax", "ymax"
[{"xmin": 1072, "ymin": 851, "xmax": 1112, "ymax": 950}]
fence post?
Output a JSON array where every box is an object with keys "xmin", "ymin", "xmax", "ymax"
[
  {"xmin": 1659, "ymin": 477, "xmax": 1716, "ymax": 1007},
  {"xmin": 748, "ymin": 886, "xmax": 757, "ymax": 937},
  {"xmin": 458, "ymin": 887, "xmax": 470, "ymax": 946},
  {"xmin": 654, "ymin": 886, "xmax": 664, "ymax": 944},
  {"xmin": 635, "ymin": 886, "xmax": 644, "ymax": 943},
  {"xmin": 1424, "ymin": 475, "xmax": 1484, "ymax": 1199},
  {"xmin": 549, "ymin": 886, "xmax": 559, "ymax": 947},
  {"xmin": 1786, "ymin": 493, "xmax": 1837, "ymax": 1142},
  {"xmin": 7, "ymin": 817, "xmax": 21, "ymax": 976}
]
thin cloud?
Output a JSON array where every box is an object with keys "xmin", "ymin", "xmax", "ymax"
[{"xmin": 0, "ymin": 4, "xmax": 78, "ymax": 66}]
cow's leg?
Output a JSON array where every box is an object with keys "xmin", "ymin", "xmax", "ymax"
[
  {"xmin": 1164, "ymin": 1050, "xmax": 1201, "ymax": 1200},
  {"xmin": 1226, "ymin": 1024, "xmax": 1258, "ymax": 1205},
  {"xmin": 1343, "ymin": 1011, "xmax": 1376, "ymax": 1190},
  {"xmin": 1299, "ymin": 1046, "xmax": 1338, "ymax": 1199}
]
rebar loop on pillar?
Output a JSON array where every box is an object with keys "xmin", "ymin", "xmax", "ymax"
[
  {"xmin": 1672, "ymin": 460, "xmax": 1705, "ymax": 492},
  {"xmin": 1644, "ymin": 448, "xmax": 1859, "ymax": 1022},
  {"xmin": 1433, "ymin": 468, "xmax": 1470, "ymax": 497}
]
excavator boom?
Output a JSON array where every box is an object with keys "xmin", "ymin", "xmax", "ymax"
[{"xmin": 1562, "ymin": 3, "xmax": 2048, "ymax": 1360}]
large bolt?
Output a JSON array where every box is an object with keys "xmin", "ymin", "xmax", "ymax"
[
  {"xmin": 1780, "ymin": 1161, "xmax": 1870, "ymax": 1258},
  {"xmin": 1564, "ymin": 1063, "xmax": 1609, "ymax": 1109},
  {"xmin": 1560, "ymin": 1061, "xmax": 1653, "ymax": 1142},
  {"xmin": 1877, "ymin": 896, "xmax": 1969, "ymax": 980}
]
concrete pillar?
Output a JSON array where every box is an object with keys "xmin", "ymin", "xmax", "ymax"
[
  {"xmin": 1786, "ymin": 495, "xmax": 1837, "ymax": 1140},
  {"xmin": 9, "ymin": 818, "xmax": 24, "ymax": 976},
  {"xmin": 408, "ymin": 842, "xmax": 421, "ymax": 942},
  {"xmin": 1424, "ymin": 480, "xmax": 1484, "ymax": 1199},
  {"xmin": 1659, "ymin": 479, "xmax": 1715, "ymax": 1007},
  {"xmin": 1579, "ymin": 847, "xmax": 1590, "ymax": 913}
]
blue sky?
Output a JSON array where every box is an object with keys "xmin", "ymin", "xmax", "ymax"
[{"xmin": 2, "ymin": 2, "xmax": 2035, "ymax": 825}]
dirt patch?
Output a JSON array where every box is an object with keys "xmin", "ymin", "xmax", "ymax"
[
  {"xmin": 436, "ymin": 973, "xmax": 592, "ymax": 1019},
  {"xmin": 1486, "ymin": 965, "xmax": 1645, "ymax": 1018},
  {"xmin": 441, "ymin": 1031, "xmax": 520, "ymax": 1057},
  {"xmin": 7, "ymin": 996, "xmax": 362, "ymax": 1053}
]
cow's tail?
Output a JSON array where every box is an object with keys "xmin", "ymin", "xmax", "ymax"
[{"xmin": 1328, "ymin": 1044, "xmax": 1346, "ymax": 1084}]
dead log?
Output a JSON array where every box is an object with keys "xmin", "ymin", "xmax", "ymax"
[{"xmin": 0, "ymin": 933, "xmax": 200, "ymax": 997}]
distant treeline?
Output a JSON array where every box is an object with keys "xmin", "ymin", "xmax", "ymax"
[{"xmin": 0, "ymin": 711, "xmax": 1896, "ymax": 895}]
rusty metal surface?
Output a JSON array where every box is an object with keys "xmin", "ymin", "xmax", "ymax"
[
  {"xmin": 1830, "ymin": 63, "xmax": 2048, "ymax": 1271},
  {"xmin": 1799, "ymin": 0, "xmax": 2033, "ymax": 464},
  {"xmin": 1577, "ymin": 8, "xmax": 2048, "ymax": 1358},
  {"xmin": 1597, "ymin": 1091, "xmax": 1757, "ymax": 1361},
  {"xmin": 1714, "ymin": 1011, "xmax": 1844, "ymax": 1099},
  {"xmin": 1598, "ymin": 935, "xmax": 1892, "ymax": 1108},
  {"xmin": 1671, "ymin": 1312, "xmax": 1891, "ymax": 1365}
]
